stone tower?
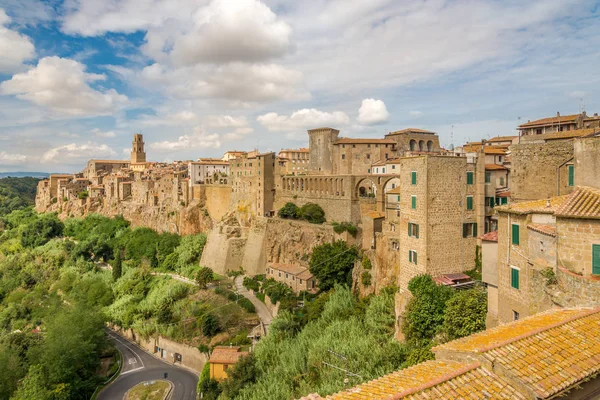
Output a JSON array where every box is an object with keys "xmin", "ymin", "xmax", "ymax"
[
  {"xmin": 308, "ymin": 127, "xmax": 339, "ymax": 174},
  {"xmin": 131, "ymin": 133, "xmax": 146, "ymax": 164}
]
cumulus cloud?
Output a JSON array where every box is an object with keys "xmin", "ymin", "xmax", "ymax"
[
  {"xmin": 0, "ymin": 151, "xmax": 27, "ymax": 165},
  {"xmin": 257, "ymin": 108, "xmax": 349, "ymax": 132},
  {"xmin": 41, "ymin": 142, "xmax": 117, "ymax": 163},
  {"xmin": 0, "ymin": 57, "xmax": 128, "ymax": 117},
  {"xmin": 150, "ymin": 127, "xmax": 221, "ymax": 151},
  {"xmin": 357, "ymin": 99, "xmax": 389, "ymax": 125},
  {"xmin": 206, "ymin": 115, "xmax": 249, "ymax": 129},
  {"xmin": 91, "ymin": 128, "xmax": 116, "ymax": 138},
  {"xmin": 141, "ymin": 62, "xmax": 308, "ymax": 102},
  {"xmin": 0, "ymin": 8, "xmax": 35, "ymax": 73},
  {"xmin": 223, "ymin": 127, "xmax": 253, "ymax": 141}
]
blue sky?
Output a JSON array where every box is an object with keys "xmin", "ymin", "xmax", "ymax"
[{"xmin": 0, "ymin": 0, "xmax": 599, "ymax": 172}]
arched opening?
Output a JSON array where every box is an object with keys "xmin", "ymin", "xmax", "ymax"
[
  {"xmin": 356, "ymin": 178, "xmax": 378, "ymax": 198},
  {"xmin": 419, "ymin": 140, "xmax": 425, "ymax": 151},
  {"xmin": 383, "ymin": 178, "xmax": 401, "ymax": 212},
  {"xmin": 427, "ymin": 140, "xmax": 433, "ymax": 152},
  {"xmin": 410, "ymin": 139, "xmax": 417, "ymax": 151}
]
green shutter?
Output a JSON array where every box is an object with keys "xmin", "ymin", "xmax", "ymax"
[
  {"xmin": 485, "ymin": 172, "xmax": 491, "ymax": 183},
  {"xmin": 512, "ymin": 224, "xmax": 520, "ymax": 245},
  {"xmin": 409, "ymin": 250, "xmax": 412, "ymax": 263},
  {"xmin": 568, "ymin": 165, "xmax": 574, "ymax": 186},
  {"xmin": 411, "ymin": 171, "xmax": 417, "ymax": 185},
  {"xmin": 488, "ymin": 197, "xmax": 494, "ymax": 208},
  {"xmin": 408, "ymin": 223, "xmax": 411, "ymax": 236},
  {"xmin": 472, "ymin": 223, "xmax": 478, "ymax": 237},
  {"xmin": 467, "ymin": 196, "xmax": 473, "ymax": 210},
  {"xmin": 511, "ymin": 268, "xmax": 519, "ymax": 289},
  {"xmin": 397, "ymin": 195, "xmax": 400, "ymax": 202},
  {"xmin": 463, "ymin": 223, "xmax": 469, "ymax": 238},
  {"xmin": 593, "ymin": 245, "xmax": 600, "ymax": 275},
  {"xmin": 502, "ymin": 197, "xmax": 508, "ymax": 205},
  {"xmin": 414, "ymin": 251, "xmax": 417, "ymax": 264},
  {"xmin": 411, "ymin": 196, "xmax": 416, "ymax": 209},
  {"xmin": 467, "ymin": 172, "xmax": 473, "ymax": 185},
  {"xmin": 416, "ymin": 224, "xmax": 419, "ymax": 238}
]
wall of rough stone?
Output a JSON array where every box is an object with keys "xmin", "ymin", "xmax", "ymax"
[
  {"xmin": 510, "ymin": 140, "xmax": 574, "ymax": 201},
  {"xmin": 200, "ymin": 222, "xmax": 247, "ymax": 274},
  {"xmin": 241, "ymin": 218, "xmax": 268, "ymax": 275},
  {"xmin": 574, "ymin": 137, "xmax": 600, "ymax": 189},
  {"xmin": 204, "ymin": 184, "xmax": 232, "ymax": 222},
  {"xmin": 556, "ymin": 218, "xmax": 600, "ymax": 276}
]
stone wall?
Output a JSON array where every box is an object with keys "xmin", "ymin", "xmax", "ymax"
[
  {"xmin": 574, "ymin": 136, "xmax": 600, "ymax": 189},
  {"xmin": 556, "ymin": 218, "xmax": 600, "ymax": 276},
  {"xmin": 204, "ymin": 184, "xmax": 232, "ymax": 222},
  {"xmin": 510, "ymin": 140, "xmax": 574, "ymax": 201}
]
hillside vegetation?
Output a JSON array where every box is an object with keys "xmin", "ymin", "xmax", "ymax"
[{"xmin": 0, "ymin": 177, "xmax": 40, "ymax": 217}]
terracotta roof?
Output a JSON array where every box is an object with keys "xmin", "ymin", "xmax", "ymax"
[
  {"xmin": 555, "ymin": 186, "xmax": 600, "ymax": 220},
  {"xmin": 324, "ymin": 360, "xmax": 524, "ymax": 400},
  {"xmin": 485, "ymin": 164, "xmax": 507, "ymax": 171},
  {"xmin": 268, "ymin": 263, "xmax": 308, "ymax": 276},
  {"xmin": 280, "ymin": 148, "xmax": 309, "ymax": 153},
  {"xmin": 527, "ymin": 223, "xmax": 557, "ymax": 237},
  {"xmin": 89, "ymin": 159, "xmax": 130, "ymax": 163},
  {"xmin": 496, "ymin": 191, "xmax": 510, "ymax": 198},
  {"xmin": 482, "ymin": 147, "xmax": 507, "ymax": 155},
  {"xmin": 297, "ymin": 270, "xmax": 314, "ymax": 280},
  {"xmin": 334, "ymin": 138, "xmax": 396, "ymax": 145},
  {"xmin": 518, "ymin": 114, "xmax": 580, "ymax": 128},
  {"xmin": 436, "ymin": 308, "xmax": 600, "ymax": 399},
  {"xmin": 521, "ymin": 128, "xmax": 599, "ymax": 142},
  {"xmin": 495, "ymin": 195, "xmax": 568, "ymax": 215},
  {"xmin": 386, "ymin": 128, "xmax": 436, "ymax": 135},
  {"xmin": 487, "ymin": 135, "xmax": 517, "ymax": 142},
  {"xmin": 209, "ymin": 346, "xmax": 248, "ymax": 364},
  {"xmin": 479, "ymin": 230, "xmax": 498, "ymax": 242},
  {"xmin": 190, "ymin": 161, "xmax": 229, "ymax": 165}
]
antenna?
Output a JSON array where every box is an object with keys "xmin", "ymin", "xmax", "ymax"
[{"xmin": 450, "ymin": 124, "xmax": 454, "ymax": 148}]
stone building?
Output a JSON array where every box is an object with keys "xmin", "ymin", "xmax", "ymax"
[
  {"xmin": 222, "ymin": 150, "xmax": 247, "ymax": 161},
  {"xmin": 278, "ymin": 147, "xmax": 309, "ymax": 175},
  {"xmin": 518, "ymin": 111, "xmax": 600, "ymax": 136},
  {"xmin": 383, "ymin": 128, "xmax": 441, "ymax": 154},
  {"xmin": 188, "ymin": 160, "xmax": 229, "ymax": 186},
  {"xmin": 266, "ymin": 263, "xmax": 317, "ymax": 293},
  {"xmin": 230, "ymin": 152, "xmax": 276, "ymax": 217},
  {"xmin": 208, "ymin": 346, "xmax": 248, "ymax": 381}
]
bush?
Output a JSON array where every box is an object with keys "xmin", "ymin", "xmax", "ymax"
[
  {"xmin": 201, "ymin": 313, "xmax": 221, "ymax": 337},
  {"xmin": 362, "ymin": 256, "xmax": 372, "ymax": 270},
  {"xmin": 332, "ymin": 222, "xmax": 358, "ymax": 237},
  {"xmin": 442, "ymin": 287, "xmax": 487, "ymax": 340},
  {"xmin": 196, "ymin": 267, "xmax": 214, "ymax": 288},
  {"xmin": 309, "ymin": 240, "xmax": 359, "ymax": 291},
  {"xmin": 361, "ymin": 271, "xmax": 372, "ymax": 286},
  {"xmin": 261, "ymin": 278, "xmax": 293, "ymax": 304},
  {"xmin": 78, "ymin": 191, "xmax": 88, "ymax": 200},
  {"xmin": 243, "ymin": 277, "xmax": 260, "ymax": 292},
  {"xmin": 299, "ymin": 203, "xmax": 325, "ymax": 224},
  {"xmin": 238, "ymin": 298, "xmax": 256, "ymax": 313},
  {"xmin": 540, "ymin": 267, "xmax": 558, "ymax": 285},
  {"xmin": 278, "ymin": 202, "xmax": 300, "ymax": 219}
]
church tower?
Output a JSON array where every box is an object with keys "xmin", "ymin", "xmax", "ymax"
[{"xmin": 131, "ymin": 133, "xmax": 146, "ymax": 164}]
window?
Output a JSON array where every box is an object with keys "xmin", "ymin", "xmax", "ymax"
[
  {"xmin": 466, "ymin": 171, "xmax": 474, "ymax": 185},
  {"xmin": 299, "ymin": 279, "xmax": 303, "ymax": 284},
  {"xmin": 485, "ymin": 172, "xmax": 491, "ymax": 183},
  {"xmin": 568, "ymin": 165, "xmax": 574, "ymax": 186},
  {"xmin": 411, "ymin": 171, "xmax": 417, "ymax": 185},
  {"xmin": 466, "ymin": 196, "xmax": 473, "ymax": 210},
  {"xmin": 510, "ymin": 266, "xmax": 520, "ymax": 289},
  {"xmin": 352, "ymin": 144, "xmax": 356, "ymax": 148},
  {"xmin": 512, "ymin": 224, "xmax": 520, "ymax": 245},
  {"xmin": 513, "ymin": 310, "xmax": 520, "ymax": 321},
  {"xmin": 285, "ymin": 273, "xmax": 288, "ymax": 278},
  {"xmin": 500, "ymin": 177, "xmax": 505, "ymax": 186},
  {"xmin": 411, "ymin": 195, "xmax": 417, "ymax": 209},
  {"xmin": 593, "ymin": 244, "xmax": 600, "ymax": 275},
  {"xmin": 223, "ymin": 364, "xmax": 229, "ymax": 371},
  {"xmin": 409, "ymin": 250, "xmax": 418, "ymax": 264},
  {"xmin": 367, "ymin": 154, "xmax": 371, "ymax": 159},
  {"xmin": 392, "ymin": 165, "xmax": 396, "ymax": 169},
  {"xmin": 342, "ymin": 144, "xmax": 345, "ymax": 148},
  {"xmin": 462, "ymin": 223, "xmax": 477, "ymax": 238},
  {"xmin": 382, "ymin": 168, "xmax": 386, "ymax": 173},
  {"xmin": 342, "ymin": 154, "xmax": 346, "ymax": 160},
  {"xmin": 368, "ymin": 169, "xmax": 371, "ymax": 173},
  {"xmin": 368, "ymin": 144, "xmax": 371, "ymax": 148},
  {"xmin": 501, "ymin": 197, "xmax": 508, "ymax": 205},
  {"xmin": 408, "ymin": 222, "xmax": 419, "ymax": 238}
]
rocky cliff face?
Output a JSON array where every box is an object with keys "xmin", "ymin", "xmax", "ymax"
[{"xmin": 37, "ymin": 197, "xmax": 213, "ymax": 234}]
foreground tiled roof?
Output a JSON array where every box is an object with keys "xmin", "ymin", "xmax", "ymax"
[
  {"xmin": 485, "ymin": 163, "xmax": 507, "ymax": 171},
  {"xmin": 521, "ymin": 127, "xmax": 599, "ymax": 142},
  {"xmin": 518, "ymin": 113, "xmax": 579, "ymax": 128},
  {"xmin": 482, "ymin": 147, "xmax": 507, "ymax": 155},
  {"xmin": 527, "ymin": 223, "xmax": 557, "ymax": 237},
  {"xmin": 555, "ymin": 186, "xmax": 600, "ymax": 220},
  {"xmin": 495, "ymin": 195, "xmax": 568, "ymax": 215},
  {"xmin": 479, "ymin": 230, "xmax": 498, "ymax": 242},
  {"xmin": 209, "ymin": 346, "xmax": 248, "ymax": 364}
]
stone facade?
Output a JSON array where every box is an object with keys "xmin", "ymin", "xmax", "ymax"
[
  {"xmin": 230, "ymin": 152, "xmax": 276, "ymax": 218},
  {"xmin": 278, "ymin": 148, "xmax": 309, "ymax": 175}
]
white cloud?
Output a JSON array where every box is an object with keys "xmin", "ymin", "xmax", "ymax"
[
  {"xmin": 409, "ymin": 110, "xmax": 423, "ymax": 117},
  {"xmin": 141, "ymin": 62, "xmax": 308, "ymax": 103},
  {"xmin": 223, "ymin": 127, "xmax": 253, "ymax": 141},
  {"xmin": 357, "ymin": 98, "xmax": 389, "ymax": 125},
  {"xmin": 0, "ymin": 8, "xmax": 35, "ymax": 73},
  {"xmin": 257, "ymin": 108, "xmax": 350, "ymax": 132},
  {"xmin": 150, "ymin": 127, "xmax": 221, "ymax": 151},
  {"xmin": 91, "ymin": 128, "xmax": 116, "ymax": 138},
  {"xmin": 0, "ymin": 151, "xmax": 27, "ymax": 165},
  {"xmin": 58, "ymin": 132, "xmax": 80, "ymax": 138},
  {"xmin": 568, "ymin": 90, "xmax": 587, "ymax": 98},
  {"xmin": 41, "ymin": 142, "xmax": 117, "ymax": 163},
  {"xmin": 0, "ymin": 56, "xmax": 128, "ymax": 117},
  {"xmin": 206, "ymin": 115, "xmax": 249, "ymax": 129}
]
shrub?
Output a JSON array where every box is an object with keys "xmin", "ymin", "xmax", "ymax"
[
  {"xmin": 362, "ymin": 256, "xmax": 372, "ymax": 270},
  {"xmin": 243, "ymin": 277, "xmax": 260, "ymax": 292},
  {"xmin": 442, "ymin": 287, "xmax": 487, "ymax": 340},
  {"xmin": 196, "ymin": 267, "xmax": 214, "ymax": 288},
  {"xmin": 309, "ymin": 240, "xmax": 359, "ymax": 291},
  {"xmin": 299, "ymin": 203, "xmax": 325, "ymax": 224},
  {"xmin": 278, "ymin": 202, "xmax": 300, "ymax": 219},
  {"xmin": 261, "ymin": 278, "xmax": 293, "ymax": 304},
  {"xmin": 238, "ymin": 298, "xmax": 256, "ymax": 313},
  {"xmin": 361, "ymin": 271, "xmax": 372, "ymax": 286},
  {"xmin": 78, "ymin": 191, "xmax": 89, "ymax": 200},
  {"xmin": 540, "ymin": 267, "xmax": 558, "ymax": 285},
  {"xmin": 201, "ymin": 313, "xmax": 221, "ymax": 337},
  {"xmin": 332, "ymin": 221, "xmax": 358, "ymax": 237}
]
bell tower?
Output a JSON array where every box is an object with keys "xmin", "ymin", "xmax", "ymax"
[{"xmin": 131, "ymin": 133, "xmax": 146, "ymax": 164}]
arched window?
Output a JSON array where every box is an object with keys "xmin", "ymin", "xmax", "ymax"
[
  {"xmin": 427, "ymin": 140, "xmax": 433, "ymax": 152},
  {"xmin": 410, "ymin": 139, "xmax": 417, "ymax": 151},
  {"xmin": 419, "ymin": 140, "xmax": 425, "ymax": 151}
]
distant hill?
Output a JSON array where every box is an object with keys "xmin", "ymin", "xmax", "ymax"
[
  {"xmin": 0, "ymin": 171, "xmax": 50, "ymax": 179},
  {"xmin": 0, "ymin": 177, "xmax": 41, "ymax": 217}
]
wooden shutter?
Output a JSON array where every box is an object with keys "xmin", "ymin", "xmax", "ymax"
[
  {"xmin": 568, "ymin": 165, "xmax": 574, "ymax": 186},
  {"xmin": 467, "ymin": 196, "xmax": 473, "ymax": 210},
  {"xmin": 408, "ymin": 223, "xmax": 412, "ymax": 236},
  {"xmin": 409, "ymin": 250, "xmax": 412, "ymax": 263},
  {"xmin": 416, "ymin": 224, "xmax": 419, "ymax": 238},
  {"xmin": 511, "ymin": 268, "xmax": 519, "ymax": 289},
  {"xmin": 411, "ymin": 196, "xmax": 416, "ymax": 209},
  {"xmin": 512, "ymin": 224, "xmax": 520, "ymax": 245},
  {"xmin": 593, "ymin": 245, "xmax": 600, "ymax": 275},
  {"xmin": 489, "ymin": 197, "xmax": 495, "ymax": 208},
  {"xmin": 411, "ymin": 171, "xmax": 417, "ymax": 185},
  {"xmin": 467, "ymin": 172, "xmax": 473, "ymax": 185},
  {"xmin": 414, "ymin": 251, "xmax": 417, "ymax": 264},
  {"xmin": 463, "ymin": 223, "xmax": 469, "ymax": 238}
]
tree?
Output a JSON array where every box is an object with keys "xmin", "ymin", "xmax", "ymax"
[
  {"xmin": 201, "ymin": 313, "xmax": 221, "ymax": 337},
  {"xmin": 20, "ymin": 213, "xmax": 64, "ymax": 248},
  {"xmin": 278, "ymin": 202, "xmax": 300, "ymax": 219},
  {"xmin": 112, "ymin": 250, "xmax": 122, "ymax": 281},
  {"xmin": 299, "ymin": 203, "xmax": 325, "ymax": 224},
  {"xmin": 221, "ymin": 353, "xmax": 257, "ymax": 398},
  {"xmin": 309, "ymin": 240, "xmax": 358, "ymax": 290},
  {"xmin": 442, "ymin": 287, "xmax": 487, "ymax": 340},
  {"xmin": 402, "ymin": 275, "xmax": 454, "ymax": 342},
  {"xmin": 195, "ymin": 267, "xmax": 214, "ymax": 289}
]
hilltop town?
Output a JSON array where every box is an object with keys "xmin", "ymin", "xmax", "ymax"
[{"xmin": 34, "ymin": 111, "xmax": 600, "ymax": 398}]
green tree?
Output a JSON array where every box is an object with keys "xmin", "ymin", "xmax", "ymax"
[
  {"xmin": 442, "ymin": 287, "xmax": 487, "ymax": 340},
  {"xmin": 10, "ymin": 365, "xmax": 52, "ymax": 400},
  {"xmin": 278, "ymin": 202, "xmax": 300, "ymax": 219},
  {"xmin": 20, "ymin": 213, "xmax": 64, "ymax": 248},
  {"xmin": 221, "ymin": 354, "xmax": 257, "ymax": 398},
  {"xmin": 309, "ymin": 240, "xmax": 358, "ymax": 290},
  {"xmin": 201, "ymin": 313, "xmax": 220, "ymax": 337},
  {"xmin": 299, "ymin": 203, "xmax": 326, "ymax": 224},
  {"xmin": 195, "ymin": 267, "xmax": 214, "ymax": 289},
  {"xmin": 112, "ymin": 250, "xmax": 122, "ymax": 281}
]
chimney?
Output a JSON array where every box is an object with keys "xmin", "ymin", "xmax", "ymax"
[{"xmin": 557, "ymin": 112, "xmax": 561, "ymax": 117}]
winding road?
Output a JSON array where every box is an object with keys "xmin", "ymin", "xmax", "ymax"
[
  {"xmin": 98, "ymin": 330, "xmax": 198, "ymax": 400},
  {"xmin": 234, "ymin": 275, "xmax": 273, "ymax": 332}
]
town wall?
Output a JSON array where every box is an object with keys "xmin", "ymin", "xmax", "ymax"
[
  {"xmin": 510, "ymin": 140, "xmax": 574, "ymax": 201},
  {"xmin": 204, "ymin": 184, "xmax": 232, "ymax": 222},
  {"xmin": 574, "ymin": 137, "xmax": 600, "ymax": 189},
  {"xmin": 240, "ymin": 218, "xmax": 268, "ymax": 276}
]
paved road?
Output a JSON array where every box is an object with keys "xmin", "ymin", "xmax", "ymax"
[
  {"xmin": 98, "ymin": 330, "xmax": 198, "ymax": 400},
  {"xmin": 234, "ymin": 275, "xmax": 273, "ymax": 332}
]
